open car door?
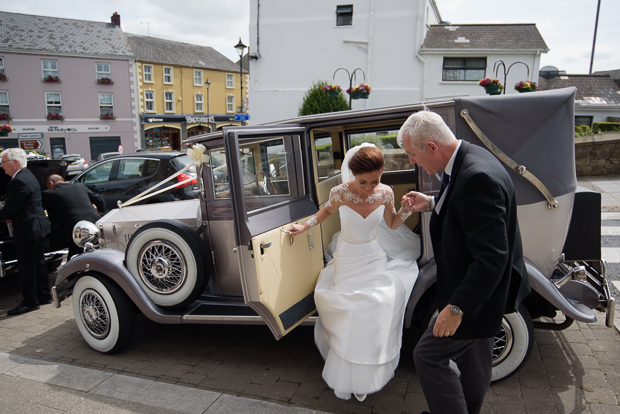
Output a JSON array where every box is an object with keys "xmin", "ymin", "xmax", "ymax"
[{"xmin": 224, "ymin": 126, "xmax": 324, "ymax": 339}]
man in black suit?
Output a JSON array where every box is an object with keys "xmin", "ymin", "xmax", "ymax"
[
  {"xmin": 42, "ymin": 174, "xmax": 105, "ymax": 259},
  {"xmin": 399, "ymin": 111, "xmax": 530, "ymax": 414},
  {"xmin": 0, "ymin": 148, "xmax": 51, "ymax": 316}
]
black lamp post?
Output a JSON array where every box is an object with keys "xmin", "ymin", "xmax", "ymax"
[
  {"xmin": 333, "ymin": 67, "xmax": 365, "ymax": 110},
  {"xmin": 205, "ymin": 78, "xmax": 211, "ymax": 131},
  {"xmin": 234, "ymin": 38, "xmax": 247, "ymax": 125}
]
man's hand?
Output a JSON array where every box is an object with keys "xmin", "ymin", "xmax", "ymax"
[
  {"xmin": 402, "ymin": 191, "xmax": 431, "ymax": 212},
  {"xmin": 433, "ymin": 305, "xmax": 462, "ymax": 337}
]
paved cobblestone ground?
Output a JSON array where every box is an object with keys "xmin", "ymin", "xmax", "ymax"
[{"xmin": 1, "ymin": 288, "xmax": 619, "ymax": 414}]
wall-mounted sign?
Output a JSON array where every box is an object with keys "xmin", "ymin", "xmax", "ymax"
[
  {"xmin": 19, "ymin": 139, "xmax": 45, "ymax": 151},
  {"xmin": 18, "ymin": 133, "xmax": 44, "ymax": 139},
  {"xmin": 13, "ymin": 125, "xmax": 111, "ymax": 133},
  {"xmin": 185, "ymin": 115, "xmax": 215, "ymax": 124}
]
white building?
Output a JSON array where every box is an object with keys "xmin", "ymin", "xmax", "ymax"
[{"xmin": 248, "ymin": 0, "xmax": 548, "ymax": 125}]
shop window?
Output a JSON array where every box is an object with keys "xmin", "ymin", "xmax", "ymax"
[{"xmin": 145, "ymin": 127, "xmax": 177, "ymax": 149}]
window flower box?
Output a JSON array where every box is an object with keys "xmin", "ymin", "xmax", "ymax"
[
  {"xmin": 100, "ymin": 113, "xmax": 116, "ymax": 120},
  {"xmin": 0, "ymin": 73, "xmax": 8, "ymax": 82},
  {"xmin": 97, "ymin": 77, "xmax": 114, "ymax": 85},
  {"xmin": 43, "ymin": 75, "xmax": 61, "ymax": 83},
  {"xmin": 0, "ymin": 124, "xmax": 13, "ymax": 137},
  {"xmin": 0, "ymin": 113, "xmax": 12, "ymax": 122},
  {"xmin": 47, "ymin": 113, "xmax": 64, "ymax": 121}
]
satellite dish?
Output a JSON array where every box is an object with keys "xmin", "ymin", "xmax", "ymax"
[{"xmin": 540, "ymin": 66, "xmax": 560, "ymax": 80}]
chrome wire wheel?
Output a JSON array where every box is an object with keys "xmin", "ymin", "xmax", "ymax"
[
  {"xmin": 138, "ymin": 240, "xmax": 187, "ymax": 294},
  {"xmin": 79, "ymin": 288, "xmax": 110, "ymax": 339},
  {"xmin": 492, "ymin": 319, "xmax": 514, "ymax": 366}
]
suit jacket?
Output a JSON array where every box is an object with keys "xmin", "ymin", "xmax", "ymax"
[
  {"xmin": 430, "ymin": 141, "xmax": 530, "ymax": 340},
  {"xmin": 42, "ymin": 182, "xmax": 104, "ymax": 249},
  {"xmin": 0, "ymin": 168, "xmax": 50, "ymax": 244}
]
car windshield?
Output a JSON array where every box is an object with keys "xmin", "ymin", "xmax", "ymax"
[{"xmin": 170, "ymin": 155, "xmax": 197, "ymax": 175}]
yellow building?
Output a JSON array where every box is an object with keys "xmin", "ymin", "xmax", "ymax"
[{"xmin": 127, "ymin": 34, "xmax": 248, "ymax": 150}]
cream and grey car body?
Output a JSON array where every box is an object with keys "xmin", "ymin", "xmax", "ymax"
[{"xmin": 53, "ymin": 87, "xmax": 614, "ymax": 382}]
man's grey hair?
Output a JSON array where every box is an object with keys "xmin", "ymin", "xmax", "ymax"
[
  {"xmin": 397, "ymin": 110, "xmax": 457, "ymax": 151},
  {"xmin": 1, "ymin": 148, "xmax": 28, "ymax": 168}
]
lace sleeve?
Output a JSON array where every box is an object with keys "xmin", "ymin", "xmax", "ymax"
[{"xmin": 325, "ymin": 184, "xmax": 344, "ymax": 209}]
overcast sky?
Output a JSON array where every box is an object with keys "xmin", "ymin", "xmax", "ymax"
[{"xmin": 1, "ymin": 0, "xmax": 618, "ymax": 74}]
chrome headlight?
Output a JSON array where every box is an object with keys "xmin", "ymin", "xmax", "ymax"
[{"xmin": 73, "ymin": 220, "xmax": 100, "ymax": 248}]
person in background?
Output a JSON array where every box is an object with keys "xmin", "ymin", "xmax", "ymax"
[
  {"xmin": 42, "ymin": 174, "xmax": 105, "ymax": 259},
  {"xmin": 0, "ymin": 148, "xmax": 51, "ymax": 316},
  {"xmin": 398, "ymin": 110, "xmax": 530, "ymax": 414},
  {"xmin": 118, "ymin": 142, "xmax": 123, "ymax": 155}
]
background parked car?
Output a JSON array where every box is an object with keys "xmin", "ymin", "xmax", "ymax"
[
  {"xmin": 61, "ymin": 154, "xmax": 88, "ymax": 177},
  {"xmin": 96, "ymin": 152, "xmax": 121, "ymax": 162},
  {"xmin": 71, "ymin": 152, "xmax": 200, "ymax": 214}
]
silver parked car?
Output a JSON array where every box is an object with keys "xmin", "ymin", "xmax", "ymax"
[
  {"xmin": 61, "ymin": 154, "xmax": 88, "ymax": 177},
  {"xmin": 53, "ymin": 88, "xmax": 615, "ymax": 382}
]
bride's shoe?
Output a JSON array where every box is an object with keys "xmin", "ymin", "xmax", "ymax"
[{"xmin": 354, "ymin": 393, "xmax": 367, "ymax": 402}]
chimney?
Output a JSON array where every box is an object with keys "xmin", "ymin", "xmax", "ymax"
[{"xmin": 111, "ymin": 12, "xmax": 120, "ymax": 27}]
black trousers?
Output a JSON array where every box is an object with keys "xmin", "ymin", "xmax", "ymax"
[
  {"xmin": 414, "ymin": 318, "xmax": 494, "ymax": 414},
  {"xmin": 15, "ymin": 237, "xmax": 50, "ymax": 307}
]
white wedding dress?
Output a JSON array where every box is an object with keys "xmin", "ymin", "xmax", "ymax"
[{"xmin": 314, "ymin": 204, "xmax": 420, "ymax": 398}]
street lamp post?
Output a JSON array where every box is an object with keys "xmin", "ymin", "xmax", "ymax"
[
  {"xmin": 205, "ymin": 78, "xmax": 211, "ymax": 132},
  {"xmin": 235, "ymin": 38, "xmax": 247, "ymax": 126}
]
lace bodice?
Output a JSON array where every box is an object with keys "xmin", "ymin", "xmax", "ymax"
[
  {"xmin": 327, "ymin": 183, "xmax": 394, "ymax": 207},
  {"xmin": 338, "ymin": 205, "xmax": 385, "ymax": 244}
]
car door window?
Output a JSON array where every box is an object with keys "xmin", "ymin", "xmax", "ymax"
[
  {"xmin": 115, "ymin": 159, "xmax": 158, "ymax": 180},
  {"xmin": 80, "ymin": 162, "xmax": 113, "ymax": 184},
  {"xmin": 348, "ymin": 128, "xmax": 413, "ymax": 172}
]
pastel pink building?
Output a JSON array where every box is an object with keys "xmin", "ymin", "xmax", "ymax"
[{"xmin": 0, "ymin": 12, "xmax": 138, "ymax": 161}]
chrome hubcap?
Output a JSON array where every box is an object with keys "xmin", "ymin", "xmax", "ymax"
[
  {"xmin": 138, "ymin": 240, "xmax": 187, "ymax": 294},
  {"xmin": 79, "ymin": 289, "xmax": 110, "ymax": 339}
]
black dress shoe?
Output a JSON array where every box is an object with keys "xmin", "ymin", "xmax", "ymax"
[
  {"xmin": 7, "ymin": 305, "xmax": 40, "ymax": 316},
  {"xmin": 38, "ymin": 298, "xmax": 53, "ymax": 305}
]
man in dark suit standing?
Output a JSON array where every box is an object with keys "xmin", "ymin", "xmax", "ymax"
[
  {"xmin": 42, "ymin": 174, "xmax": 105, "ymax": 259},
  {"xmin": 399, "ymin": 111, "xmax": 530, "ymax": 414},
  {"xmin": 0, "ymin": 148, "xmax": 51, "ymax": 316}
]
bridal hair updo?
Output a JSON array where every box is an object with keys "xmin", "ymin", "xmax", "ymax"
[{"xmin": 348, "ymin": 146, "xmax": 384, "ymax": 176}]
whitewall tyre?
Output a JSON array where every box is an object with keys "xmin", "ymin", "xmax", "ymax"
[
  {"xmin": 491, "ymin": 305, "xmax": 534, "ymax": 382},
  {"xmin": 72, "ymin": 275, "xmax": 134, "ymax": 353}
]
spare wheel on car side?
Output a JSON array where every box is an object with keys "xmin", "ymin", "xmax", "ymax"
[{"xmin": 125, "ymin": 220, "xmax": 208, "ymax": 309}]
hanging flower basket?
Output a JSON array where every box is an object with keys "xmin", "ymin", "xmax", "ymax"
[
  {"xmin": 0, "ymin": 73, "xmax": 8, "ymax": 82},
  {"xmin": 97, "ymin": 77, "xmax": 114, "ymax": 85},
  {"xmin": 347, "ymin": 83, "xmax": 372, "ymax": 100},
  {"xmin": 478, "ymin": 78, "xmax": 503, "ymax": 95},
  {"xmin": 43, "ymin": 75, "xmax": 61, "ymax": 83},
  {"xmin": 47, "ymin": 113, "xmax": 64, "ymax": 121},
  {"xmin": 514, "ymin": 80, "xmax": 537, "ymax": 93},
  {"xmin": 323, "ymin": 84, "xmax": 342, "ymax": 98},
  {"xmin": 0, "ymin": 124, "xmax": 13, "ymax": 137}
]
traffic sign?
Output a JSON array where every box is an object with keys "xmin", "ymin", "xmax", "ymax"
[{"xmin": 234, "ymin": 114, "xmax": 250, "ymax": 121}]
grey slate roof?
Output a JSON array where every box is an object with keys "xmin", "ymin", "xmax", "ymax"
[
  {"xmin": 594, "ymin": 69, "xmax": 620, "ymax": 88},
  {"xmin": 538, "ymin": 74, "xmax": 620, "ymax": 108},
  {"xmin": 126, "ymin": 33, "xmax": 244, "ymax": 72},
  {"xmin": 421, "ymin": 24, "xmax": 548, "ymax": 51},
  {"xmin": 0, "ymin": 11, "xmax": 132, "ymax": 57}
]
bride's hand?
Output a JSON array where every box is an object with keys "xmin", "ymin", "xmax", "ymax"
[
  {"xmin": 403, "ymin": 192, "xmax": 430, "ymax": 212},
  {"xmin": 288, "ymin": 223, "xmax": 306, "ymax": 236}
]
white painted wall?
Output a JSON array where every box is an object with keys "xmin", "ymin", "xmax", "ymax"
[{"xmin": 248, "ymin": 0, "xmax": 440, "ymax": 125}]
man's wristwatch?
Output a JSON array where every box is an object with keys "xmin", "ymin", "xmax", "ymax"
[{"xmin": 449, "ymin": 304, "xmax": 464, "ymax": 316}]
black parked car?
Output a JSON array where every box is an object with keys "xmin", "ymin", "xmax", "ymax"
[
  {"xmin": 0, "ymin": 158, "xmax": 68, "ymax": 277},
  {"xmin": 70, "ymin": 152, "xmax": 200, "ymax": 214}
]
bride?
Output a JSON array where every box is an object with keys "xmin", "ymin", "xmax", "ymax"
[{"xmin": 289, "ymin": 143, "xmax": 420, "ymax": 401}]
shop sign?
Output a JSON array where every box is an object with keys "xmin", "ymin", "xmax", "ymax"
[
  {"xmin": 12, "ymin": 125, "xmax": 111, "ymax": 133},
  {"xmin": 186, "ymin": 115, "xmax": 215, "ymax": 124}
]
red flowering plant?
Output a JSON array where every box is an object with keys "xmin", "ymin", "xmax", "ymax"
[
  {"xmin": 47, "ymin": 112, "xmax": 64, "ymax": 121},
  {"xmin": 43, "ymin": 75, "xmax": 61, "ymax": 83},
  {"xmin": 478, "ymin": 78, "xmax": 503, "ymax": 89},
  {"xmin": 322, "ymin": 84, "xmax": 342, "ymax": 93},
  {"xmin": 0, "ymin": 125, "xmax": 14, "ymax": 134},
  {"xmin": 100, "ymin": 113, "xmax": 116, "ymax": 120},
  {"xmin": 346, "ymin": 83, "xmax": 372, "ymax": 94},
  {"xmin": 514, "ymin": 81, "xmax": 537, "ymax": 92},
  {"xmin": 0, "ymin": 73, "xmax": 8, "ymax": 82},
  {"xmin": 97, "ymin": 77, "xmax": 114, "ymax": 85},
  {"xmin": 0, "ymin": 113, "xmax": 12, "ymax": 121}
]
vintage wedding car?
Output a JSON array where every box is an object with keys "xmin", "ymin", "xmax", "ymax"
[{"xmin": 53, "ymin": 87, "xmax": 615, "ymax": 382}]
